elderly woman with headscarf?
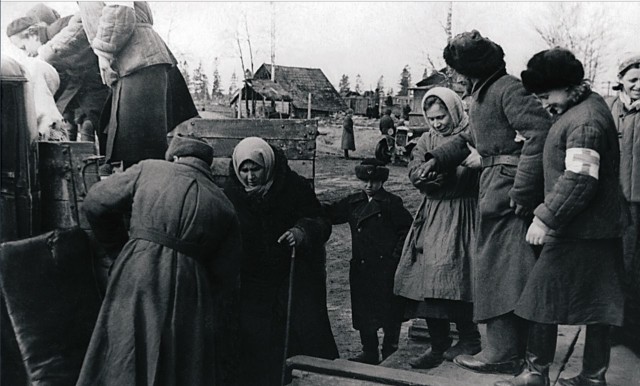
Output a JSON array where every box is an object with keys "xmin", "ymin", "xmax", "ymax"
[
  {"xmin": 394, "ymin": 87, "xmax": 481, "ymax": 369},
  {"xmin": 418, "ymin": 31, "xmax": 553, "ymax": 375},
  {"xmin": 492, "ymin": 48, "xmax": 625, "ymax": 386},
  {"xmin": 223, "ymin": 137, "xmax": 338, "ymax": 386},
  {"xmin": 77, "ymin": 134, "xmax": 242, "ymax": 385}
]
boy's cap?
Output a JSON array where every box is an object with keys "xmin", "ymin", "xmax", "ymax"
[{"xmin": 355, "ymin": 158, "xmax": 389, "ymax": 182}]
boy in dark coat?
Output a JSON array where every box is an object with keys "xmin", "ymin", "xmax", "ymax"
[{"xmin": 324, "ymin": 159, "xmax": 413, "ymax": 364}]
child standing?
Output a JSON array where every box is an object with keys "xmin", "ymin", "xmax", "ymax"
[{"xmin": 324, "ymin": 159, "xmax": 413, "ymax": 364}]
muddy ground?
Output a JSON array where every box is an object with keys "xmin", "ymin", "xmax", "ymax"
[{"xmin": 314, "ymin": 116, "xmax": 423, "ymax": 358}]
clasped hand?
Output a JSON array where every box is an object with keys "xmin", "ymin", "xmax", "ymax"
[
  {"xmin": 526, "ymin": 216, "xmax": 550, "ymax": 245},
  {"xmin": 277, "ymin": 227, "xmax": 304, "ymax": 247}
]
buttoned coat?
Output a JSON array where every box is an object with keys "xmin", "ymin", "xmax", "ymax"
[
  {"xmin": 341, "ymin": 115, "xmax": 355, "ymax": 150},
  {"xmin": 427, "ymin": 69, "xmax": 552, "ymax": 321},
  {"xmin": 325, "ymin": 188, "xmax": 413, "ymax": 330}
]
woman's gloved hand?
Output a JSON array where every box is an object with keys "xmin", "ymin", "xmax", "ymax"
[{"xmin": 277, "ymin": 227, "xmax": 305, "ymax": 248}]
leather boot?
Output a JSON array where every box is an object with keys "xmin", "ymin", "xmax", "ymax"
[
  {"xmin": 454, "ymin": 313, "xmax": 524, "ymax": 375},
  {"xmin": 494, "ymin": 323, "xmax": 557, "ymax": 386},
  {"xmin": 444, "ymin": 320, "xmax": 482, "ymax": 361},
  {"xmin": 381, "ymin": 323, "xmax": 401, "ymax": 360},
  {"xmin": 559, "ymin": 325, "xmax": 611, "ymax": 386},
  {"xmin": 410, "ymin": 318, "xmax": 452, "ymax": 369},
  {"xmin": 349, "ymin": 330, "xmax": 380, "ymax": 365}
]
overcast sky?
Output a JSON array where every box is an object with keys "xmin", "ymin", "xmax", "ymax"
[{"xmin": 2, "ymin": 1, "xmax": 638, "ymax": 94}]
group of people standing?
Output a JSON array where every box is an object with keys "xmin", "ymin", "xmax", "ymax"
[
  {"xmin": 6, "ymin": 3, "xmax": 638, "ymax": 385},
  {"xmin": 347, "ymin": 31, "xmax": 637, "ymax": 386}
]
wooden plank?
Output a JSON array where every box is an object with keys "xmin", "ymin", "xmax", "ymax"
[
  {"xmin": 285, "ymin": 355, "xmax": 465, "ymax": 386},
  {"xmin": 202, "ymin": 138, "xmax": 315, "ymax": 160},
  {"xmin": 211, "ymin": 158, "xmax": 314, "ymax": 180},
  {"xmin": 172, "ymin": 118, "xmax": 318, "ymax": 140}
]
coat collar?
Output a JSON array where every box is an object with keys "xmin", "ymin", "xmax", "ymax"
[
  {"xmin": 471, "ymin": 67, "xmax": 508, "ymax": 102},
  {"xmin": 353, "ymin": 188, "xmax": 391, "ymax": 226},
  {"xmin": 175, "ymin": 157, "xmax": 215, "ymax": 183}
]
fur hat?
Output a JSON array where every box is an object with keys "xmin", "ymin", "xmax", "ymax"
[
  {"xmin": 355, "ymin": 158, "xmax": 389, "ymax": 182},
  {"xmin": 165, "ymin": 134, "xmax": 214, "ymax": 165},
  {"xmin": 7, "ymin": 16, "xmax": 38, "ymax": 37},
  {"xmin": 443, "ymin": 30, "xmax": 505, "ymax": 79},
  {"xmin": 521, "ymin": 48, "xmax": 584, "ymax": 94}
]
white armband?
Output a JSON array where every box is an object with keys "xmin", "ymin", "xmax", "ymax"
[{"xmin": 565, "ymin": 148, "xmax": 600, "ymax": 179}]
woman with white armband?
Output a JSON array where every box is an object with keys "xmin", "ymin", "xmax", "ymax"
[{"xmin": 494, "ymin": 48, "xmax": 625, "ymax": 386}]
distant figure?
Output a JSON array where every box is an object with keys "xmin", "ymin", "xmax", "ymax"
[
  {"xmin": 341, "ymin": 109, "xmax": 355, "ymax": 159},
  {"xmin": 78, "ymin": 134, "xmax": 242, "ymax": 385},
  {"xmin": 395, "ymin": 87, "xmax": 482, "ymax": 370},
  {"xmin": 324, "ymin": 159, "xmax": 413, "ymax": 365},
  {"xmin": 224, "ymin": 137, "xmax": 338, "ymax": 386},
  {"xmin": 379, "ymin": 108, "xmax": 395, "ymax": 136}
]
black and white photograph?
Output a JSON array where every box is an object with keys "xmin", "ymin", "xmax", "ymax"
[{"xmin": 1, "ymin": 1, "xmax": 639, "ymax": 385}]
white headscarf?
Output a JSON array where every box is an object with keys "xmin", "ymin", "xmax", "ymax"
[
  {"xmin": 232, "ymin": 137, "xmax": 276, "ymax": 197},
  {"xmin": 421, "ymin": 87, "xmax": 469, "ymax": 136}
]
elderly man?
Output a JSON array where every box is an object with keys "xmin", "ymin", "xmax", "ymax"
[
  {"xmin": 6, "ymin": 4, "xmax": 109, "ymax": 143},
  {"xmin": 419, "ymin": 30, "xmax": 552, "ymax": 375}
]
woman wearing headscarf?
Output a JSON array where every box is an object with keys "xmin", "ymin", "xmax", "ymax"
[
  {"xmin": 223, "ymin": 137, "xmax": 338, "ymax": 386},
  {"xmin": 77, "ymin": 134, "xmax": 242, "ymax": 385},
  {"xmin": 606, "ymin": 52, "xmax": 640, "ymax": 350},
  {"xmin": 394, "ymin": 87, "xmax": 481, "ymax": 369},
  {"xmin": 419, "ymin": 30, "xmax": 552, "ymax": 375},
  {"xmin": 493, "ymin": 48, "xmax": 625, "ymax": 386}
]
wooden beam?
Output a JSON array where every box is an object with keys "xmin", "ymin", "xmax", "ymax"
[
  {"xmin": 286, "ymin": 356, "xmax": 465, "ymax": 386},
  {"xmin": 172, "ymin": 118, "xmax": 317, "ymax": 140}
]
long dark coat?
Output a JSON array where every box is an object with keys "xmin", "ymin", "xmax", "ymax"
[
  {"xmin": 223, "ymin": 148, "xmax": 338, "ymax": 386},
  {"xmin": 78, "ymin": 157, "xmax": 242, "ymax": 386},
  {"xmin": 428, "ymin": 69, "xmax": 552, "ymax": 321},
  {"xmin": 325, "ymin": 188, "xmax": 412, "ymax": 331},
  {"xmin": 515, "ymin": 92, "xmax": 624, "ymax": 325},
  {"xmin": 341, "ymin": 115, "xmax": 355, "ymax": 150}
]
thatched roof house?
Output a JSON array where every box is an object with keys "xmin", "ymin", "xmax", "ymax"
[{"xmin": 254, "ymin": 64, "xmax": 346, "ymax": 117}]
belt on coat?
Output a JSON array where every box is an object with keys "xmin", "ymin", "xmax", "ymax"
[
  {"xmin": 481, "ymin": 155, "xmax": 520, "ymax": 168},
  {"xmin": 129, "ymin": 227, "xmax": 204, "ymax": 263}
]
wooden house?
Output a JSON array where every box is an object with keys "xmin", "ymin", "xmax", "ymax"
[{"xmin": 252, "ymin": 64, "xmax": 347, "ymax": 118}]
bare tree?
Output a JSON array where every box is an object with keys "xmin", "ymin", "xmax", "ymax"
[{"xmin": 534, "ymin": 3, "xmax": 612, "ymax": 84}]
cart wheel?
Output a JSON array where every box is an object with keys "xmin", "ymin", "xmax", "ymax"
[{"xmin": 375, "ymin": 139, "xmax": 392, "ymax": 164}]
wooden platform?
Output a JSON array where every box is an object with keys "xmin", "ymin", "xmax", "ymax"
[{"xmin": 287, "ymin": 324, "xmax": 640, "ymax": 385}]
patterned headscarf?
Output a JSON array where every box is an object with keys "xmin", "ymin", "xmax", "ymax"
[
  {"xmin": 422, "ymin": 87, "xmax": 469, "ymax": 136},
  {"xmin": 232, "ymin": 137, "xmax": 276, "ymax": 197}
]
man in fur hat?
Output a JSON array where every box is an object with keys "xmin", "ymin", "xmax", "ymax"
[
  {"xmin": 418, "ymin": 30, "xmax": 552, "ymax": 375},
  {"xmin": 324, "ymin": 159, "xmax": 413, "ymax": 364}
]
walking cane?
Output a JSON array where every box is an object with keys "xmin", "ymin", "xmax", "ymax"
[{"xmin": 280, "ymin": 246, "xmax": 296, "ymax": 386}]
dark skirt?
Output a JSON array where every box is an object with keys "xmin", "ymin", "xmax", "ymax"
[
  {"xmin": 106, "ymin": 64, "xmax": 170, "ymax": 163},
  {"xmin": 515, "ymin": 237, "xmax": 624, "ymax": 326},
  {"xmin": 405, "ymin": 298, "xmax": 474, "ymax": 321}
]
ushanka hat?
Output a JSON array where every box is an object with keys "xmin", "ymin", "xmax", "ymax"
[
  {"xmin": 6, "ymin": 16, "xmax": 38, "ymax": 37},
  {"xmin": 443, "ymin": 30, "xmax": 505, "ymax": 79},
  {"xmin": 165, "ymin": 134, "xmax": 214, "ymax": 165},
  {"xmin": 355, "ymin": 158, "xmax": 389, "ymax": 182},
  {"xmin": 521, "ymin": 48, "xmax": 584, "ymax": 94}
]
